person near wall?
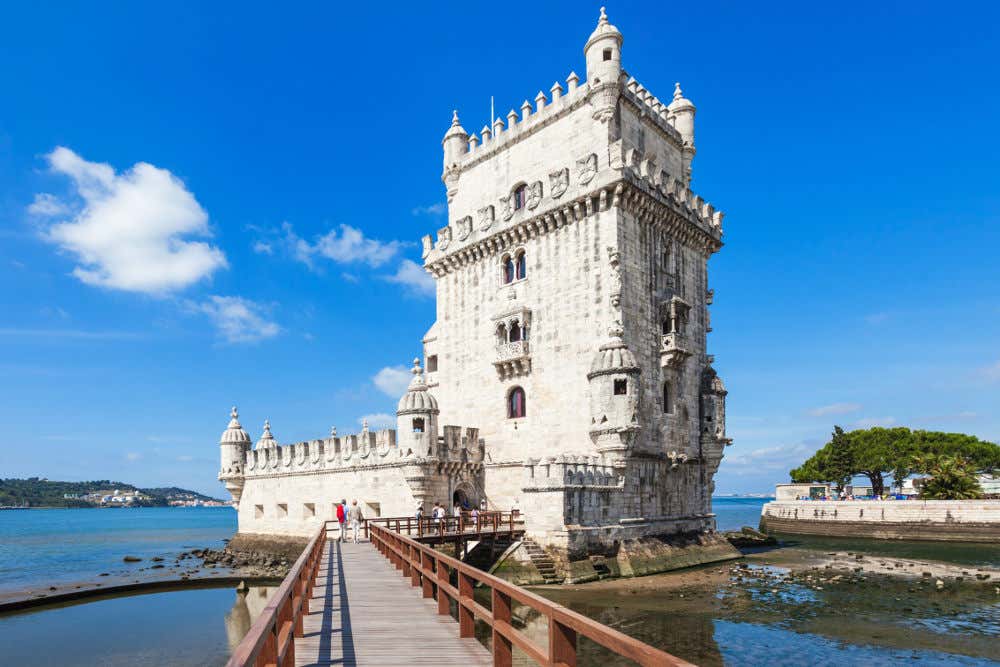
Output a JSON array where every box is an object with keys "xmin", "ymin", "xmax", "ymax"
[
  {"xmin": 336, "ymin": 499, "xmax": 347, "ymax": 542},
  {"xmin": 347, "ymin": 499, "xmax": 364, "ymax": 543}
]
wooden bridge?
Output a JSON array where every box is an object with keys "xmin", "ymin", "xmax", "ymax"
[{"xmin": 227, "ymin": 516, "xmax": 692, "ymax": 667}]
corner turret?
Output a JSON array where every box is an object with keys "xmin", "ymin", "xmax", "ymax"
[
  {"xmin": 218, "ymin": 406, "xmax": 251, "ymax": 504},
  {"xmin": 396, "ymin": 358, "xmax": 440, "ymax": 457},
  {"xmin": 667, "ymin": 82, "xmax": 696, "ymax": 183},
  {"xmin": 584, "ymin": 7, "xmax": 623, "ymax": 87},
  {"xmin": 441, "ymin": 110, "xmax": 469, "ymax": 201},
  {"xmin": 587, "ymin": 323, "xmax": 641, "ymax": 464}
]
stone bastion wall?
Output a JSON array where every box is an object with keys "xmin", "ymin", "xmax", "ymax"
[{"xmin": 760, "ymin": 500, "xmax": 1000, "ymax": 542}]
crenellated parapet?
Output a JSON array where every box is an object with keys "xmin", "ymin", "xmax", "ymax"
[
  {"xmin": 240, "ymin": 422, "xmax": 483, "ymax": 479},
  {"xmin": 523, "ymin": 455, "xmax": 623, "ymax": 492}
]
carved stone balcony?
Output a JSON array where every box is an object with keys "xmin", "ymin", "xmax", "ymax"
[
  {"xmin": 494, "ymin": 340, "xmax": 531, "ymax": 379},
  {"xmin": 660, "ymin": 333, "xmax": 691, "ymax": 369}
]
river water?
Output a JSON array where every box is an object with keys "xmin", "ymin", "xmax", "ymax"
[{"xmin": 1, "ymin": 501, "xmax": 997, "ymax": 665}]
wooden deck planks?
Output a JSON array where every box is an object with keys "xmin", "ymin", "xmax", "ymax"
[{"xmin": 294, "ymin": 539, "xmax": 492, "ymax": 667}]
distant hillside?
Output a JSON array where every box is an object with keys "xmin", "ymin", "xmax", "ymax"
[{"xmin": 0, "ymin": 478, "xmax": 223, "ymax": 508}]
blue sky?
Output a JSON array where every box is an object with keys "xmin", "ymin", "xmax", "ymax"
[{"xmin": 1, "ymin": 2, "xmax": 998, "ymax": 498}]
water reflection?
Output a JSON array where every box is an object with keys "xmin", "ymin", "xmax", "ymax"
[{"xmin": 224, "ymin": 584, "xmax": 278, "ymax": 653}]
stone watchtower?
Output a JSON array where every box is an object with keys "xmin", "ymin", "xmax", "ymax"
[
  {"xmin": 218, "ymin": 407, "xmax": 251, "ymax": 505},
  {"xmin": 418, "ymin": 7, "xmax": 733, "ymax": 566}
]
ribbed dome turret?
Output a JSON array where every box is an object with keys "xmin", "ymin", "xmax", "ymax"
[
  {"xmin": 584, "ymin": 6, "xmax": 623, "ymax": 53},
  {"xmin": 220, "ymin": 407, "xmax": 251, "ymax": 445},
  {"xmin": 442, "ymin": 110, "xmax": 468, "ymax": 142},
  {"xmin": 667, "ymin": 82, "xmax": 695, "ymax": 114},
  {"xmin": 255, "ymin": 419, "xmax": 277, "ymax": 450},
  {"xmin": 397, "ymin": 358, "xmax": 440, "ymax": 415},
  {"xmin": 588, "ymin": 323, "xmax": 640, "ymax": 378}
]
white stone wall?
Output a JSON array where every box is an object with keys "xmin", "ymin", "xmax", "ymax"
[{"xmin": 763, "ymin": 500, "xmax": 1000, "ymax": 524}]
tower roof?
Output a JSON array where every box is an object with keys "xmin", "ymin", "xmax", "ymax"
[
  {"xmin": 667, "ymin": 82, "xmax": 695, "ymax": 113},
  {"xmin": 584, "ymin": 7, "xmax": 623, "ymax": 53},
  {"xmin": 220, "ymin": 406, "xmax": 251, "ymax": 445},
  {"xmin": 255, "ymin": 419, "xmax": 278, "ymax": 449},
  {"xmin": 442, "ymin": 110, "xmax": 468, "ymax": 141},
  {"xmin": 588, "ymin": 323, "xmax": 640, "ymax": 378},
  {"xmin": 397, "ymin": 358, "xmax": 440, "ymax": 415}
]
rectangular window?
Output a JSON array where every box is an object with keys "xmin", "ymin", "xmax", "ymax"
[
  {"xmin": 277, "ymin": 503, "xmax": 287, "ymax": 518},
  {"xmin": 303, "ymin": 503, "xmax": 315, "ymax": 518},
  {"xmin": 254, "ymin": 504, "xmax": 264, "ymax": 519},
  {"xmin": 613, "ymin": 379, "xmax": 628, "ymax": 395},
  {"xmin": 426, "ymin": 355, "xmax": 438, "ymax": 372}
]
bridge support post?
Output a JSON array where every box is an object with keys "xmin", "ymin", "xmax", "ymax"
[
  {"xmin": 492, "ymin": 589, "xmax": 513, "ymax": 667},
  {"xmin": 549, "ymin": 617, "xmax": 577, "ymax": 667},
  {"xmin": 458, "ymin": 572, "xmax": 475, "ymax": 638},
  {"xmin": 436, "ymin": 561, "xmax": 450, "ymax": 616},
  {"xmin": 421, "ymin": 550, "xmax": 434, "ymax": 598}
]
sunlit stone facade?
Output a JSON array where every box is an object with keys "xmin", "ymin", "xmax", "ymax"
[{"xmin": 218, "ymin": 9, "xmax": 732, "ymax": 560}]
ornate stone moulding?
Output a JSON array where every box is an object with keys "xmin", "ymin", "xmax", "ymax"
[{"xmin": 425, "ymin": 179, "xmax": 723, "ymax": 277}]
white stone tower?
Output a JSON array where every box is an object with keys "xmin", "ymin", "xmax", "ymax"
[{"xmin": 418, "ymin": 7, "xmax": 732, "ymax": 561}]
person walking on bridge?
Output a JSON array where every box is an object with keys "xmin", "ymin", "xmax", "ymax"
[
  {"xmin": 347, "ymin": 499, "xmax": 364, "ymax": 543},
  {"xmin": 336, "ymin": 499, "xmax": 347, "ymax": 542}
]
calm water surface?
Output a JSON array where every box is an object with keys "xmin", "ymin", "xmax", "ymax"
[{"xmin": 0, "ymin": 506, "xmax": 235, "ymax": 594}]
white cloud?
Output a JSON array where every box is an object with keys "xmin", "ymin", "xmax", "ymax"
[
  {"xmin": 373, "ymin": 365, "xmax": 411, "ymax": 397},
  {"xmin": 252, "ymin": 241, "xmax": 273, "ymax": 255},
  {"xmin": 384, "ymin": 259, "xmax": 435, "ymax": 297},
  {"xmin": 38, "ymin": 147, "xmax": 227, "ymax": 294},
  {"xmin": 282, "ymin": 222, "xmax": 400, "ymax": 268},
  {"xmin": 177, "ymin": 455, "xmax": 194, "ymax": 462},
  {"xmin": 978, "ymin": 360, "xmax": 1000, "ymax": 383},
  {"xmin": 853, "ymin": 416, "xmax": 896, "ymax": 429},
  {"xmin": 359, "ymin": 413, "xmax": 395, "ymax": 429},
  {"xmin": 191, "ymin": 295, "xmax": 281, "ymax": 344},
  {"xmin": 125, "ymin": 452, "xmax": 142, "ymax": 461},
  {"xmin": 411, "ymin": 203, "xmax": 447, "ymax": 216},
  {"xmin": 27, "ymin": 193, "xmax": 71, "ymax": 217},
  {"xmin": 806, "ymin": 402, "xmax": 862, "ymax": 417}
]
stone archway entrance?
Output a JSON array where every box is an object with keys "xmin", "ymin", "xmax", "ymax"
[{"xmin": 452, "ymin": 486, "xmax": 473, "ymax": 510}]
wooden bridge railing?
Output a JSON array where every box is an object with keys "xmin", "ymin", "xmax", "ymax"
[
  {"xmin": 226, "ymin": 523, "xmax": 327, "ymax": 667},
  {"xmin": 364, "ymin": 510, "xmax": 522, "ymax": 540},
  {"xmin": 366, "ymin": 520, "xmax": 693, "ymax": 667}
]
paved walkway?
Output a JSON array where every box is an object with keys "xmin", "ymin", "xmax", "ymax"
[{"xmin": 294, "ymin": 539, "xmax": 492, "ymax": 667}]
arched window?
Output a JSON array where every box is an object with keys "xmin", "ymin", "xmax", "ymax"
[
  {"xmin": 496, "ymin": 323, "xmax": 508, "ymax": 344},
  {"xmin": 509, "ymin": 321, "xmax": 522, "ymax": 342},
  {"xmin": 614, "ymin": 379, "xmax": 628, "ymax": 395},
  {"xmin": 412, "ymin": 418, "xmax": 425, "ymax": 433},
  {"xmin": 513, "ymin": 185, "xmax": 527, "ymax": 211},
  {"xmin": 515, "ymin": 251, "xmax": 526, "ymax": 280},
  {"xmin": 502, "ymin": 255, "xmax": 515, "ymax": 284},
  {"xmin": 663, "ymin": 382, "xmax": 672, "ymax": 413},
  {"xmin": 662, "ymin": 318, "xmax": 672, "ymax": 335},
  {"xmin": 507, "ymin": 387, "xmax": 526, "ymax": 419}
]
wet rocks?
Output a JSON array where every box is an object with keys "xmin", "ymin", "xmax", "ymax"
[{"xmin": 123, "ymin": 556, "xmax": 142, "ymax": 563}]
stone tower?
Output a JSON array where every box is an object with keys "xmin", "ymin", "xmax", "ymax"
[
  {"xmin": 218, "ymin": 407, "xmax": 251, "ymax": 504},
  {"xmin": 419, "ymin": 8, "xmax": 732, "ymax": 560}
]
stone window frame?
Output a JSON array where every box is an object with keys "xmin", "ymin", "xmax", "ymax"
[
  {"xmin": 499, "ymin": 246, "xmax": 529, "ymax": 287},
  {"xmin": 662, "ymin": 381, "xmax": 672, "ymax": 414},
  {"xmin": 507, "ymin": 386, "xmax": 527, "ymax": 419},
  {"xmin": 512, "ymin": 183, "xmax": 528, "ymax": 211}
]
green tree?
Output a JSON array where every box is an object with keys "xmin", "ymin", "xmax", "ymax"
[
  {"xmin": 912, "ymin": 454, "xmax": 983, "ymax": 500},
  {"xmin": 787, "ymin": 427, "xmax": 998, "ymax": 497}
]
